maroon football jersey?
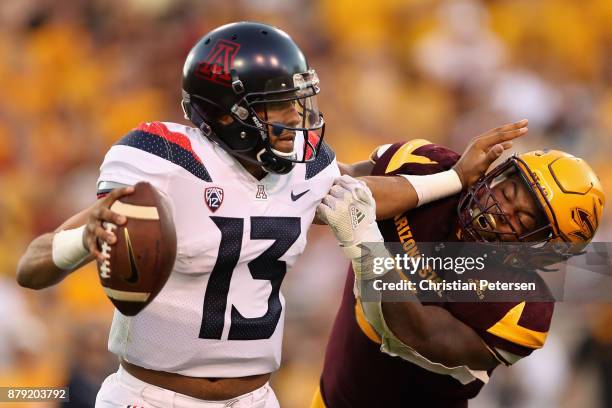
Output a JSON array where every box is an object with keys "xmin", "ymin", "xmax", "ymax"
[{"xmin": 319, "ymin": 141, "xmax": 554, "ymax": 407}]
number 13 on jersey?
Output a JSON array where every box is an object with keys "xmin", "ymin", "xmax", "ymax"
[{"xmin": 199, "ymin": 216, "xmax": 301, "ymax": 341}]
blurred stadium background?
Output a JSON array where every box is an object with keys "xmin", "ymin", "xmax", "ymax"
[{"xmin": 1, "ymin": 0, "xmax": 611, "ymax": 407}]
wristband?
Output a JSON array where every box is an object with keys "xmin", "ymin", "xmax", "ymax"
[
  {"xmin": 400, "ymin": 169, "xmax": 462, "ymax": 207},
  {"xmin": 52, "ymin": 225, "xmax": 89, "ymax": 270}
]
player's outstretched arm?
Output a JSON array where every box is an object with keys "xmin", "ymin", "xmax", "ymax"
[
  {"xmin": 336, "ymin": 119, "xmax": 529, "ymax": 220},
  {"xmin": 16, "ymin": 187, "xmax": 133, "ymax": 290},
  {"xmin": 337, "ymin": 160, "xmax": 374, "ymax": 178},
  {"xmin": 379, "ymin": 271, "xmax": 499, "ymax": 370},
  {"xmin": 317, "ymin": 179, "xmax": 499, "ymax": 370}
]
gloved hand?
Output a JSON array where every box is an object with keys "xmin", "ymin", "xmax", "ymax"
[{"xmin": 317, "ymin": 175, "xmax": 388, "ymax": 280}]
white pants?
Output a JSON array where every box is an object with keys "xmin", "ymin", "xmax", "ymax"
[{"xmin": 95, "ymin": 366, "xmax": 280, "ymax": 408}]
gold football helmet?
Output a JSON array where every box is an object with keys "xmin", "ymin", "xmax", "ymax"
[
  {"xmin": 518, "ymin": 150, "xmax": 604, "ymax": 246},
  {"xmin": 458, "ymin": 149, "xmax": 605, "ymax": 268}
]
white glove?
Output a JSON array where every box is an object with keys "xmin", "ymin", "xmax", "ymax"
[{"xmin": 317, "ymin": 175, "xmax": 388, "ymax": 280}]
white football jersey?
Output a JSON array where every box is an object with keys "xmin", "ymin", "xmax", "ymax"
[{"xmin": 96, "ymin": 121, "xmax": 339, "ymax": 377}]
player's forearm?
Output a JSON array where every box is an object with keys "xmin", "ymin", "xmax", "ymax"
[
  {"xmin": 17, "ymin": 234, "xmax": 74, "ymax": 289},
  {"xmin": 338, "ymin": 161, "xmax": 418, "ymax": 219},
  {"xmin": 381, "ymin": 303, "xmax": 492, "ymax": 370},
  {"xmin": 339, "ymin": 161, "xmax": 421, "ymax": 219},
  {"xmin": 17, "ymin": 207, "xmax": 94, "ymax": 290},
  {"xmin": 338, "ymin": 160, "xmax": 375, "ymax": 177},
  {"xmin": 359, "ymin": 176, "xmax": 418, "ymax": 220},
  {"xmin": 378, "ymin": 271, "xmax": 436, "ymax": 351},
  {"xmin": 379, "ymin": 271, "xmax": 498, "ymax": 370}
]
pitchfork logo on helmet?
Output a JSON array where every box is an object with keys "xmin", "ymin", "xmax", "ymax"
[
  {"xmin": 458, "ymin": 149, "xmax": 605, "ymax": 269},
  {"xmin": 569, "ymin": 207, "xmax": 598, "ymax": 241},
  {"xmin": 195, "ymin": 39, "xmax": 241, "ymax": 87}
]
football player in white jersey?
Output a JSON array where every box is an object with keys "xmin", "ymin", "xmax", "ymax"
[{"xmin": 16, "ymin": 21, "xmax": 528, "ymax": 408}]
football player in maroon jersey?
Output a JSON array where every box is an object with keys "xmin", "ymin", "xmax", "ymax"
[{"xmin": 314, "ymin": 138, "xmax": 604, "ymax": 407}]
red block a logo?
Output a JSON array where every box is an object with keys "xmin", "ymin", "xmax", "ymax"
[{"xmin": 195, "ymin": 40, "xmax": 241, "ymax": 87}]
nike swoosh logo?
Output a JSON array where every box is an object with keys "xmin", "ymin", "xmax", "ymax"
[
  {"xmin": 124, "ymin": 228, "xmax": 140, "ymax": 285},
  {"xmin": 291, "ymin": 189, "xmax": 310, "ymax": 201}
]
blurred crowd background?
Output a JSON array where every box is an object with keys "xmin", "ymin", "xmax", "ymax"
[{"xmin": 1, "ymin": 0, "xmax": 611, "ymax": 407}]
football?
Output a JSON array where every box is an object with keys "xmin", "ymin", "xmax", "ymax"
[{"xmin": 96, "ymin": 182, "xmax": 176, "ymax": 316}]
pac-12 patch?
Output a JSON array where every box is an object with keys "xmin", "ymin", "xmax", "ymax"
[{"xmin": 205, "ymin": 187, "xmax": 224, "ymax": 212}]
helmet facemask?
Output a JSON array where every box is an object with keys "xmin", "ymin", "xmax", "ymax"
[
  {"xmin": 186, "ymin": 69, "xmax": 325, "ymax": 175},
  {"xmin": 232, "ymin": 69, "xmax": 325, "ymax": 173},
  {"xmin": 457, "ymin": 156, "xmax": 574, "ymax": 270}
]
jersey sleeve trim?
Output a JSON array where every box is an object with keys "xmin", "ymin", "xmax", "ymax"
[
  {"xmin": 115, "ymin": 122, "xmax": 212, "ymax": 182},
  {"xmin": 478, "ymin": 339, "xmax": 513, "ymax": 366},
  {"xmin": 493, "ymin": 347, "xmax": 524, "ymax": 365},
  {"xmin": 96, "ymin": 181, "xmax": 132, "ymax": 199},
  {"xmin": 485, "ymin": 301, "xmax": 548, "ymax": 349},
  {"xmin": 306, "ymin": 141, "xmax": 336, "ymax": 180},
  {"xmin": 97, "ymin": 189, "xmax": 112, "ymax": 199}
]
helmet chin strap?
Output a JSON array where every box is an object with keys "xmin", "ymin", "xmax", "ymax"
[
  {"xmin": 257, "ymin": 147, "xmax": 296, "ymax": 174},
  {"xmin": 256, "ymin": 123, "xmax": 298, "ymax": 174},
  {"xmin": 201, "ymin": 126, "xmax": 296, "ymax": 175}
]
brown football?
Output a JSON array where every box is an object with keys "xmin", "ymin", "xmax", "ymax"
[{"xmin": 96, "ymin": 181, "xmax": 176, "ymax": 316}]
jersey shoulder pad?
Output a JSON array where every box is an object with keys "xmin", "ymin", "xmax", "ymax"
[
  {"xmin": 372, "ymin": 140, "xmax": 460, "ymax": 177},
  {"xmin": 114, "ymin": 121, "xmax": 212, "ymax": 182},
  {"xmin": 305, "ymin": 136, "xmax": 337, "ymax": 180}
]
